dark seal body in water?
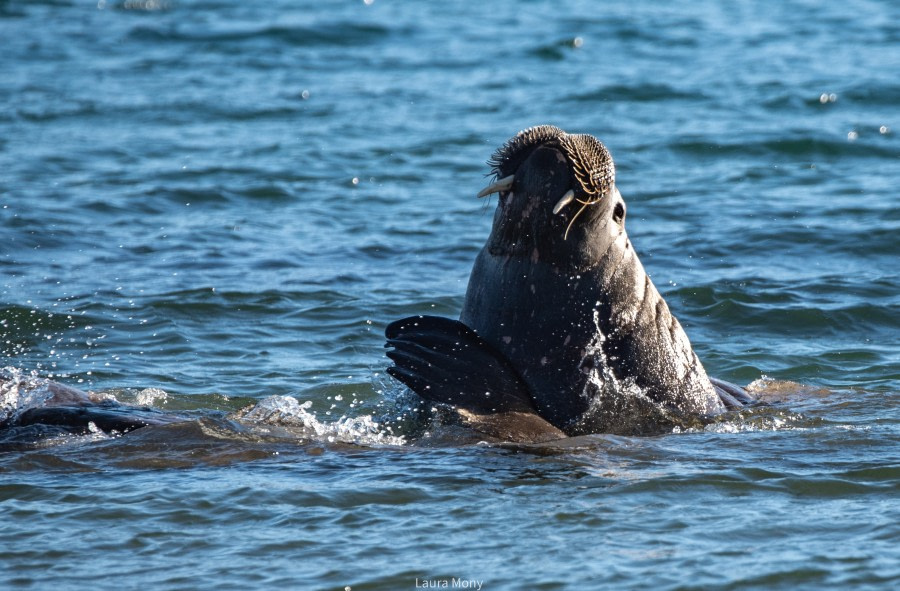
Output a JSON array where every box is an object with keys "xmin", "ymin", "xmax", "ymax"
[
  {"xmin": 386, "ymin": 125, "xmax": 752, "ymax": 442},
  {"xmin": 0, "ymin": 369, "xmax": 179, "ymax": 443}
]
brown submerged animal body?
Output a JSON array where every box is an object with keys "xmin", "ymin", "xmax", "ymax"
[{"xmin": 385, "ymin": 125, "xmax": 752, "ymax": 442}]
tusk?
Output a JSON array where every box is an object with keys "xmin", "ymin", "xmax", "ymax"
[
  {"xmin": 476, "ymin": 174, "xmax": 515, "ymax": 198},
  {"xmin": 552, "ymin": 189, "xmax": 575, "ymax": 214}
]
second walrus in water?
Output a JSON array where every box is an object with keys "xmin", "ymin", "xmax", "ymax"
[{"xmin": 385, "ymin": 125, "xmax": 753, "ymax": 442}]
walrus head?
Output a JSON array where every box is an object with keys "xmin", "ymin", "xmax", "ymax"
[{"xmin": 477, "ymin": 125, "xmax": 627, "ymax": 272}]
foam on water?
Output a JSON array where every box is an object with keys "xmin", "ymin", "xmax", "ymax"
[
  {"xmin": 2, "ymin": 366, "xmax": 410, "ymax": 448},
  {"xmin": 133, "ymin": 387, "xmax": 168, "ymax": 406},
  {"xmin": 1, "ymin": 366, "xmax": 69, "ymax": 424},
  {"xmin": 39, "ymin": 419, "xmax": 115, "ymax": 448},
  {"xmin": 232, "ymin": 394, "xmax": 407, "ymax": 446}
]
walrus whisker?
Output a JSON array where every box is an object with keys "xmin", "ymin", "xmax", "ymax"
[
  {"xmin": 563, "ymin": 202, "xmax": 589, "ymax": 240},
  {"xmin": 552, "ymin": 189, "xmax": 576, "ymax": 214},
  {"xmin": 562, "ymin": 195, "xmax": 606, "ymax": 240},
  {"xmin": 476, "ymin": 174, "xmax": 515, "ymax": 198}
]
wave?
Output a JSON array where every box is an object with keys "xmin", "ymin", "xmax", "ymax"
[{"xmin": 127, "ymin": 21, "xmax": 394, "ymax": 48}]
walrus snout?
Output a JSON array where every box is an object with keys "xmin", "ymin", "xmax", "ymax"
[
  {"xmin": 478, "ymin": 144, "xmax": 582, "ymax": 218},
  {"xmin": 516, "ymin": 145, "xmax": 573, "ymax": 206},
  {"xmin": 477, "ymin": 126, "xmax": 619, "ymax": 239}
]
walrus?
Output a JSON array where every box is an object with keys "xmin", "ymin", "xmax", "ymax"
[
  {"xmin": 385, "ymin": 125, "xmax": 753, "ymax": 443},
  {"xmin": 0, "ymin": 369, "xmax": 180, "ymax": 442}
]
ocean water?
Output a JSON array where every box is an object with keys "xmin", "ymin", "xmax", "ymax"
[{"xmin": 1, "ymin": 0, "xmax": 898, "ymax": 589}]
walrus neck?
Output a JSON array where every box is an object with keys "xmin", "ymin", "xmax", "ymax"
[{"xmin": 486, "ymin": 212, "xmax": 617, "ymax": 273}]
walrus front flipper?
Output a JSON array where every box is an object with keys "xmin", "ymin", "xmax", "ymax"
[
  {"xmin": 386, "ymin": 315, "xmax": 566, "ymax": 443},
  {"xmin": 385, "ymin": 315, "xmax": 537, "ymax": 414}
]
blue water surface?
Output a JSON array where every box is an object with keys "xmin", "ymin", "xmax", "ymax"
[{"xmin": 1, "ymin": 1, "xmax": 898, "ymax": 590}]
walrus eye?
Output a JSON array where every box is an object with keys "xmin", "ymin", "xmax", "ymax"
[{"xmin": 612, "ymin": 202, "xmax": 625, "ymax": 224}]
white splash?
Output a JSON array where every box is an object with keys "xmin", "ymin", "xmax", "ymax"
[
  {"xmin": 238, "ymin": 395, "xmax": 406, "ymax": 446},
  {"xmin": 574, "ymin": 311, "xmax": 669, "ymax": 434},
  {"xmin": 682, "ymin": 408, "xmax": 810, "ymax": 434},
  {"xmin": 1, "ymin": 367, "xmax": 60, "ymax": 423},
  {"xmin": 134, "ymin": 387, "xmax": 168, "ymax": 406}
]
